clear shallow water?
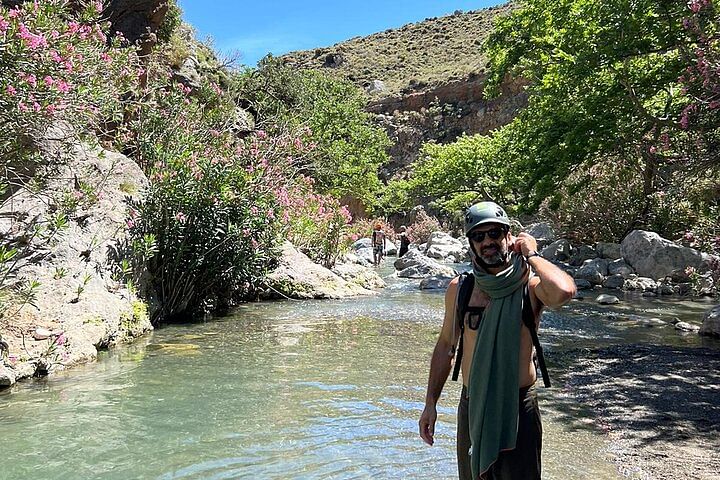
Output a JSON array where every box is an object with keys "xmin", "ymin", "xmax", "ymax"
[{"xmin": 1, "ymin": 264, "xmax": 717, "ymax": 480}]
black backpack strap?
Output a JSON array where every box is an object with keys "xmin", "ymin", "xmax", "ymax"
[
  {"xmin": 522, "ymin": 284, "xmax": 551, "ymax": 387},
  {"xmin": 451, "ymin": 273, "xmax": 474, "ymax": 381}
]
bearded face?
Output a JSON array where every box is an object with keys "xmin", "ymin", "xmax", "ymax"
[{"xmin": 468, "ymin": 225, "xmax": 510, "ymax": 269}]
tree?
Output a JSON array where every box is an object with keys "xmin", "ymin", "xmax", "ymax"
[{"xmin": 483, "ymin": 0, "xmax": 719, "ymax": 224}]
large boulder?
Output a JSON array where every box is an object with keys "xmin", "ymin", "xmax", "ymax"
[
  {"xmin": 332, "ymin": 263, "xmax": 386, "ymax": 290},
  {"xmin": 621, "ymin": 230, "xmax": 705, "ymax": 280},
  {"xmin": 623, "ymin": 276, "xmax": 658, "ymax": 292},
  {"xmin": 569, "ymin": 245, "xmax": 599, "ymax": 266},
  {"xmin": 0, "ymin": 137, "xmax": 153, "ymax": 388},
  {"xmin": 541, "ymin": 239, "xmax": 572, "ymax": 262},
  {"xmin": 525, "ymin": 222, "xmax": 556, "ymax": 246},
  {"xmin": 394, "ymin": 250, "xmax": 457, "ymax": 279},
  {"xmin": 699, "ymin": 305, "xmax": 720, "ymax": 338},
  {"xmin": 608, "ymin": 259, "xmax": 634, "ymax": 278},
  {"xmin": 574, "ymin": 259, "xmax": 609, "ymax": 285},
  {"xmin": 596, "ymin": 242, "xmax": 622, "ymax": 260},
  {"xmin": 419, "ymin": 274, "xmax": 456, "ymax": 290},
  {"xmin": 265, "ymin": 242, "xmax": 375, "ymax": 299},
  {"xmin": 424, "ymin": 231, "xmax": 467, "ymax": 263}
]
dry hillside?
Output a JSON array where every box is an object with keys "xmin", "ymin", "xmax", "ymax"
[{"xmin": 282, "ymin": 3, "xmax": 513, "ymax": 97}]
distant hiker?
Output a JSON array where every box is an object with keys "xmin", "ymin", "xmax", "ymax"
[
  {"xmin": 372, "ymin": 223, "xmax": 386, "ymax": 266},
  {"xmin": 419, "ymin": 201, "xmax": 576, "ymax": 480},
  {"xmin": 398, "ymin": 225, "xmax": 410, "ymax": 257}
]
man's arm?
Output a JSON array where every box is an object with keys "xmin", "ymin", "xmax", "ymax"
[
  {"xmin": 419, "ymin": 278, "xmax": 460, "ymax": 446},
  {"xmin": 513, "ymin": 232, "xmax": 576, "ymax": 308}
]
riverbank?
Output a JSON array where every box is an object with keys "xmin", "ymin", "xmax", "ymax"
[{"xmin": 559, "ymin": 343, "xmax": 720, "ymax": 479}]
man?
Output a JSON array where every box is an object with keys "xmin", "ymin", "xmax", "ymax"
[
  {"xmin": 419, "ymin": 201, "xmax": 576, "ymax": 480},
  {"xmin": 398, "ymin": 225, "xmax": 410, "ymax": 257},
  {"xmin": 371, "ymin": 223, "xmax": 386, "ymax": 266}
]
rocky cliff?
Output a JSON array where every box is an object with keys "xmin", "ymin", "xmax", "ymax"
[{"xmin": 283, "ymin": 3, "xmax": 526, "ymax": 178}]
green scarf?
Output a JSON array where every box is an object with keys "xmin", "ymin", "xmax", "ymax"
[{"xmin": 468, "ymin": 252, "xmax": 528, "ymax": 479}]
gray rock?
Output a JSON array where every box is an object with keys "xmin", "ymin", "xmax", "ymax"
[
  {"xmin": 332, "ymin": 263, "xmax": 386, "ymax": 290},
  {"xmin": 424, "ymin": 231, "xmax": 467, "ymax": 262},
  {"xmin": 699, "ymin": 305, "xmax": 720, "ymax": 337},
  {"xmin": 574, "ymin": 259, "xmax": 609, "ymax": 285},
  {"xmin": 265, "ymin": 242, "xmax": 375, "ymax": 299},
  {"xmin": 569, "ymin": 245, "xmax": 599, "ymax": 266},
  {"xmin": 674, "ymin": 321, "xmax": 700, "ymax": 332},
  {"xmin": 602, "ymin": 274, "xmax": 626, "ymax": 289},
  {"xmin": 367, "ymin": 79, "xmax": 386, "ymax": 94},
  {"xmin": 419, "ymin": 275, "xmax": 455, "ymax": 290},
  {"xmin": 608, "ymin": 259, "xmax": 634, "ymax": 278},
  {"xmin": 352, "ymin": 238, "xmax": 373, "ymax": 250},
  {"xmin": 395, "ymin": 250, "xmax": 456, "ymax": 279},
  {"xmin": 525, "ymin": 222, "xmax": 556, "ymax": 243},
  {"xmin": 596, "ymin": 242, "xmax": 622, "ymax": 260},
  {"xmin": 384, "ymin": 238, "xmax": 398, "ymax": 256},
  {"xmin": 172, "ymin": 56, "xmax": 201, "ymax": 90},
  {"xmin": 596, "ymin": 294, "xmax": 620, "ymax": 305},
  {"xmin": 624, "ymin": 277, "xmax": 658, "ymax": 292},
  {"xmin": 574, "ymin": 279, "xmax": 593, "ymax": 290},
  {"xmin": 0, "ymin": 364, "xmax": 16, "ymax": 387},
  {"xmin": 541, "ymin": 239, "xmax": 572, "ymax": 262},
  {"xmin": 621, "ymin": 230, "xmax": 705, "ymax": 280}
]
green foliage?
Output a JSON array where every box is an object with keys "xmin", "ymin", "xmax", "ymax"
[
  {"xmin": 482, "ymin": 0, "xmax": 719, "ymax": 214},
  {"xmin": 156, "ymin": 0, "xmax": 182, "ymax": 44},
  {"xmin": 385, "ymin": 132, "xmax": 517, "ymax": 214},
  {"xmin": 233, "ymin": 58, "xmax": 391, "ymax": 210}
]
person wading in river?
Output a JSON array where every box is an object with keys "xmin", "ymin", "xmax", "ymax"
[
  {"xmin": 372, "ymin": 223, "xmax": 386, "ymax": 266},
  {"xmin": 419, "ymin": 201, "xmax": 576, "ymax": 480}
]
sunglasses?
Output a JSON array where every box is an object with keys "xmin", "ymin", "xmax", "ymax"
[{"xmin": 468, "ymin": 227, "xmax": 507, "ymax": 243}]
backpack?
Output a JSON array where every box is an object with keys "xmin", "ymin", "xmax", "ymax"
[{"xmin": 451, "ymin": 272, "xmax": 551, "ymax": 387}]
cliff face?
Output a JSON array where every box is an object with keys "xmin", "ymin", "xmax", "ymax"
[
  {"xmin": 283, "ymin": 3, "xmax": 526, "ymax": 179},
  {"xmin": 371, "ymin": 73, "xmax": 528, "ymax": 179}
]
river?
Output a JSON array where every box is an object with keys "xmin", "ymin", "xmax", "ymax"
[{"xmin": 1, "ymin": 265, "xmax": 717, "ymax": 479}]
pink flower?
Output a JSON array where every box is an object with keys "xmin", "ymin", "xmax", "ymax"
[
  {"xmin": 43, "ymin": 75, "xmax": 54, "ymax": 86},
  {"xmin": 101, "ymin": 52, "xmax": 112, "ymax": 63},
  {"xmin": 6, "ymin": 85, "xmax": 16, "ymax": 96},
  {"xmin": 7, "ymin": 9, "xmax": 19, "ymax": 19},
  {"xmin": 55, "ymin": 333, "xmax": 66, "ymax": 346},
  {"xmin": 0, "ymin": 17, "xmax": 9, "ymax": 34},
  {"xmin": 56, "ymin": 80, "xmax": 71, "ymax": 93},
  {"xmin": 50, "ymin": 50, "xmax": 63, "ymax": 63},
  {"xmin": 126, "ymin": 218, "xmax": 135, "ymax": 229},
  {"xmin": 175, "ymin": 212, "xmax": 187, "ymax": 223},
  {"xmin": 256, "ymin": 130, "xmax": 267, "ymax": 139}
]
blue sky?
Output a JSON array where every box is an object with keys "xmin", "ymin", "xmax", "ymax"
[{"xmin": 177, "ymin": 1, "xmax": 505, "ymax": 67}]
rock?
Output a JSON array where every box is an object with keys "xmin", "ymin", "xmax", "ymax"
[
  {"xmin": 602, "ymin": 274, "xmax": 626, "ymax": 289},
  {"xmin": 574, "ymin": 259, "xmax": 609, "ymax": 285},
  {"xmin": 384, "ymin": 238, "xmax": 398, "ymax": 256},
  {"xmin": 574, "ymin": 279, "xmax": 593, "ymax": 290},
  {"xmin": 33, "ymin": 327, "xmax": 52, "ymax": 340},
  {"xmin": 0, "ymin": 364, "xmax": 16, "ymax": 387},
  {"xmin": 596, "ymin": 242, "xmax": 622, "ymax": 260},
  {"xmin": 355, "ymin": 247, "xmax": 375, "ymax": 264},
  {"xmin": 172, "ymin": 56, "xmax": 201, "ymax": 90},
  {"xmin": 569, "ymin": 245, "xmax": 598, "ymax": 266},
  {"xmin": 323, "ymin": 52, "xmax": 344, "ymax": 68},
  {"xmin": 104, "ymin": 0, "xmax": 170, "ymax": 55},
  {"xmin": 419, "ymin": 275, "xmax": 456, "ymax": 290},
  {"xmin": 525, "ymin": 222, "xmax": 555, "ymax": 244},
  {"xmin": 596, "ymin": 294, "xmax": 620, "ymax": 305},
  {"xmin": 699, "ymin": 305, "xmax": 720, "ymax": 337},
  {"xmin": 332, "ymin": 263, "xmax": 386, "ymax": 290},
  {"xmin": 624, "ymin": 277, "xmax": 658, "ymax": 292},
  {"xmin": 621, "ymin": 230, "xmax": 705, "ymax": 280},
  {"xmin": 265, "ymin": 242, "xmax": 374, "ymax": 299},
  {"xmin": 231, "ymin": 107, "xmax": 255, "ymax": 136},
  {"xmin": 640, "ymin": 318, "xmax": 667, "ymax": 327},
  {"xmin": 608, "ymin": 259, "xmax": 634, "ymax": 278},
  {"xmin": 642, "ymin": 292, "xmax": 657, "ymax": 297},
  {"xmin": 394, "ymin": 250, "xmax": 456, "ymax": 279},
  {"xmin": 367, "ymin": 79, "xmax": 387, "ymax": 94},
  {"xmin": 424, "ymin": 231, "xmax": 467, "ymax": 262},
  {"xmin": 352, "ymin": 238, "xmax": 373, "ymax": 250},
  {"xmin": 541, "ymin": 239, "xmax": 572, "ymax": 262},
  {"xmin": 674, "ymin": 321, "xmax": 700, "ymax": 332}
]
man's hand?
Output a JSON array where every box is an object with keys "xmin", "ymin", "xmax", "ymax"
[
  {"xmin": 511, "ymin": 232, "xmax": 539, "ymax": 258},
  {"xmin": 419, "ymin": 404, "xmax": 437, "ymax": 446}
]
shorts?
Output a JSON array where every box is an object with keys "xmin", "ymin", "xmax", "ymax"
[
  {"xmin": 373, "ymin": 245, "xmax": 383, "ymax": 255},
  {"xmin": 457, "ymin": 384, "xmax": 542, "ymax": 480}
]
